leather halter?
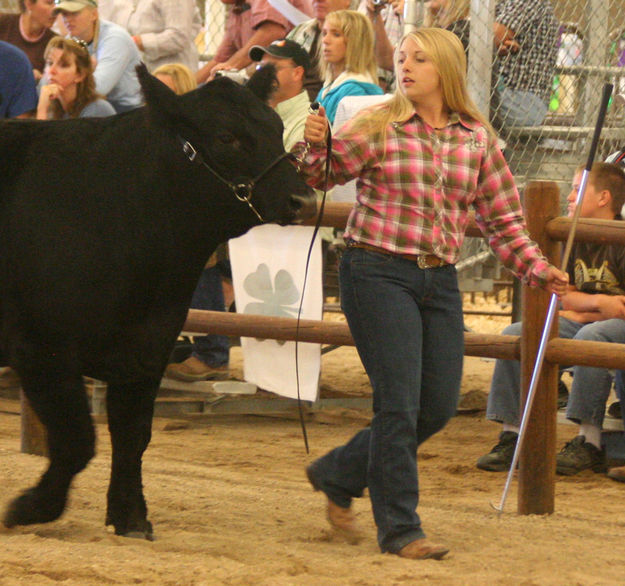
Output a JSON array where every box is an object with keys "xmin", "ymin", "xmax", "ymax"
[{"xmin": 178, "ymin": 135, "xmax": 293, "ymax": 222}]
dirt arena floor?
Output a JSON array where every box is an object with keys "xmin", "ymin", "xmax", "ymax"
[{"xmin": 1, "ymin": 294, "xmax": 624, "ymax": 585}]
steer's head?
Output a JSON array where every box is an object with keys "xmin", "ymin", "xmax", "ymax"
[{"xmin": 137, "ymin": 64, "xmax": 315, "ymax": 229}]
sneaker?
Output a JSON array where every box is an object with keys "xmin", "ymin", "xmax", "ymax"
[
  {"xmin": 164, "ymin": 356, "xmax": 229, "ymax": 382},
  {"xmin": 476, "ymin": 431, "xmax": 518, "ymax": 472},
  {"xmin": 555, "ymin": 435, "xmax": 607, "ymax": 476}
]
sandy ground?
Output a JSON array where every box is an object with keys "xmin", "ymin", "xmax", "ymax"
[{"xmin": 1, "ymin": 294, "xmax": 625, "ymax": 585}]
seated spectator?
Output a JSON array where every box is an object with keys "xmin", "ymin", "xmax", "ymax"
[
  {"xmin": 360, "ymin": 0, "xmax": 403, "ymax": 91},
  {"xmin": 37, "ymin": 36, "xmax": 114, "ymax": 118},
  {"xmin": 491, "ymin": 0, "xmax": 559, "ymax": 130},
  {"xmin": 97, "ymin": 0, "xmax": 201, "ymax": 73},
  {"xmin": 315, "ymin": 9, "xmax": 382, "ymax": 125},
  {"xmin": 287, "ymin": 0, "xmax": 351, "ymax": 101},
  {"xmin": 0, "ymin": 39, "xmax": 37, "ymax": 117},
  {"xmin": 153, "ymin": 62, "xmax": 197, "ymax": 94},
  {"xmin": 424, "ymin": 0, "xmax": 470, "ymax": 55},
  {"xmin": 0, "ymin": 0, "xmax": 58, "ymax": 80},
  {"xmin": 196, "ymin": 0, "xmax": 311, "ymax": 84},
  {"xmin": 53, "ymin": 0, "xmax": 142, "ymax": 113},
  {"xmin": 476, "ymin": 163, "xmax": 625, "ymax": 476}
]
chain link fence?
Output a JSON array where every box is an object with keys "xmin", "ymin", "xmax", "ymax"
[
  {"xmin": 465, "ymin": 0, "xmax": 625, "ymax": 200},
  {"xmin": 0, "ymin": 0, "xmax": 18, "ymax": 12},
  {"xmin": 196, "ymin": 0, "xmax": 227, "ymax": 61}
]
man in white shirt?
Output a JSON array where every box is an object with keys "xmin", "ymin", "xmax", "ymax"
[{"xmin": 98, "ymin": 0, "xmax": 201, "ymax": 72}]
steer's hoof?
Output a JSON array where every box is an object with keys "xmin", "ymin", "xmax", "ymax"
[
  {"xmin": 123, "ymin": 528, "xmax": 155, "ymax": 541},
  {"xmin": 109, "ymin": 518, "xmax": 154, "ymax": 541},
  {"xmin": 4, "ymin": 488, "xmax": 65, "ymax": 528}
]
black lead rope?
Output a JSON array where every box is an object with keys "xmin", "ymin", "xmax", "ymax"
[{"xmin": 294, "ymin": 103, "xmax": 332, "ymax": 453}]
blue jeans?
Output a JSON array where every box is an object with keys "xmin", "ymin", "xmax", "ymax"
[
  {"xmin": 190, "ymin": 266, "xmax": 229, "ymax": 367},
  {"xmin": 312, "ymin": 248, "xmax": 464, "ymax": 553},
  {"xmin": 496, "ymin": 77, "xmax": 548, "ymax": 127},
  {"xmin": 486, "ymin": 317, "xmax": 625, "ymax": 428}
]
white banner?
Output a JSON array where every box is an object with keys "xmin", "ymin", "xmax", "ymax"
[{"xmin": 229, "ymin": 225, "xmax": 323, "ymax": 402}]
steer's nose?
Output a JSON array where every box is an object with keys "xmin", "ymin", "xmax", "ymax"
[{"xmin": 290, "ymin": 187, "xmax": 317, "ymax": 223}]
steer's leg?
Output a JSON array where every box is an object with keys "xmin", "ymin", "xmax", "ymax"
[
  {"xmin": 4, "ymin": 358, "xmax": 94, "ymax": 528},
  {"xmin": 105, "ymin": 378, "xmax": 159, "ymax": 539}
]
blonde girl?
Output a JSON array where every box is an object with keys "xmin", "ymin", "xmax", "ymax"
[
  {"xmin": 152, "ymin": 63, "xmax": 197, "ymax": 95},
  {"xmin": 315, "ymin": 9, "xmax": 383, "ymax": 124},
  {"xmin": 297, "ymin": 27, "xmax": 568, "ymax": 560}
]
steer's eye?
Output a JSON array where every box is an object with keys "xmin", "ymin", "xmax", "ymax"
[{"xmin": 216, "ymin": 132, "xmax": 239, "ymax": 148}]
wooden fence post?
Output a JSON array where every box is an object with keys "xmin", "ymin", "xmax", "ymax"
[
  {"xmin": 20, "ymin": 390, "xmax": 48, "ymax": 457},
  {"xmin": 519, "ymin": 181, "xmax": 561, "ymax": 514}
]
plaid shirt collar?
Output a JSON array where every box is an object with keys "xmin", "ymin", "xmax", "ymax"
[{"xmin": 395, "ymin": 110, "xmax": 478, "ymax": 132}]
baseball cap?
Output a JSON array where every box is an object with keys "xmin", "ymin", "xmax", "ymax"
[
  {"xmin": 249, "ymin": 39, "xmax": 311, "ymax": 72},
  {"xmin": 54, "ymin": 0, "xmax": 97, "ymax": 12}
]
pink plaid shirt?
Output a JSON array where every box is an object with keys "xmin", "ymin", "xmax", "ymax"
[{"xmin": 292, "ymin": 110, "xmax": 550, "ymax": 286}]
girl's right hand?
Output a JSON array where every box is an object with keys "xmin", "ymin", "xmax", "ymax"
[{"xmin": 304, "ymin": 105, "xmax": 329, "ymax": 145}]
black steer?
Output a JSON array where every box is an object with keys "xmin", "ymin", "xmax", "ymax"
[{"xmin": 0, "ymin": 65, "xmax": 314, "ymax": 538}]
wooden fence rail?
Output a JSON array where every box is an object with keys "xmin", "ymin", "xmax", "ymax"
[
  {"xmin": 20, "ymin": 181, "xmax": 625, "ymax": 516},
  {"xmin": 185, "ymin": 309, "xmax": 625, "ymax": 370}
]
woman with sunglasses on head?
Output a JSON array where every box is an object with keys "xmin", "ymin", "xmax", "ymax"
[
  {"xmin": 294, "ymin": 27, "xmax": 569, "ymax": 560},
  {"xmin": 37, "ymin": 36, "xmax": 114, "ymax": 119}
]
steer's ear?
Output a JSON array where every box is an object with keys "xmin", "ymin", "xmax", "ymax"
[
  {"xmin": 136, "ymin": 63, "xmax": 182, "ymax": 129},
  {"xmin": 245, "ymin": 63, "xmax": 278, "ymax": 105}
]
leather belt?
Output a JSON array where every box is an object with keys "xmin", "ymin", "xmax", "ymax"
[{"xmin": 346, "ymin": 241, "xmax": 448, "ymax": 269}]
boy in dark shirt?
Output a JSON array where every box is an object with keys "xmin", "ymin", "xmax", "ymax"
[{"xmin": 477, "ymin": 163, "xmax": 625, "ymax": 475}]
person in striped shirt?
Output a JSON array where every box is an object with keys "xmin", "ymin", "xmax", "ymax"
[{"xmin": 295, "ymin": 27, "xmax": 568, "ymax": 560}]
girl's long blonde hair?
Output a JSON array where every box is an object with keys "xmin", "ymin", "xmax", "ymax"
[
  {"xmin": 352, "ymin": 28, "xmax": 495, "ymax": 143},
  {"xmin": 319, "ymin": 10, "xmax": 378, "ymax": 83}
]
